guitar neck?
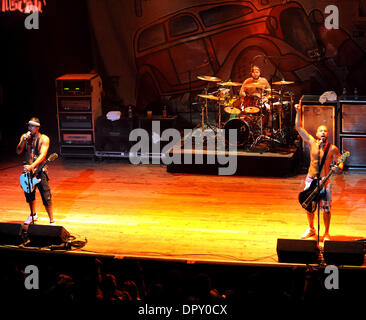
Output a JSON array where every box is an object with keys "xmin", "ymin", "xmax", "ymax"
[
  {"xmin": 318, "ymin": 170, "xmax": 334, "ymax": 190},
  {"xmin": 304, "ymin": 170, "xmax": 334, "ymax": 206},
  {"xmin": 33, "ymin": 159, "xmax": 49, "ymax": 176}
]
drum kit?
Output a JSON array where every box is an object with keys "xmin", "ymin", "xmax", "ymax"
[{"xmin": 196, "ymin": 75, "xmax": 295, "ymax": 150}]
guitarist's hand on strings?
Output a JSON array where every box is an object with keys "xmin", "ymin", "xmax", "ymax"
[
  {"xmin": 23, "ymin": 164, "xmax": 34, "ymax": 174},
  {"xmin": 330, "ymin": 161, "xmax": 342, "ymax": 174}
]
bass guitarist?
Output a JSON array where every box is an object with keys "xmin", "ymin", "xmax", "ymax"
[
  {"xmin": 294, "ymin": 104, "xmax": 343, "ymax": 241},
  {"xmin": 16, "ymin": 117, "xmax": 55, "ymax": 225}
]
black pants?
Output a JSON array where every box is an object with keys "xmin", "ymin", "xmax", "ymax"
[{"xmin": 24, "ymin": 171, "xmax": 52, "ymax": 207}]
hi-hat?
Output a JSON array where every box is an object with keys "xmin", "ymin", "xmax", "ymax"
[
  {"xmin": 218, "ymin": 81, "xmax": 242, "ymax": 87},
  {"xmin": 272, "ymin": 80, "xmax": 294, "ymax": 85},
  {"xmin": 197, "ymin": 94, "xmax": 223, "ymax": 101},
  {"xmin": 197, "ymin": 75, "xmax": 222, "ymax": 82}
]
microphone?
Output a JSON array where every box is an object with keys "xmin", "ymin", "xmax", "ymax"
[
  {"xmin": 24, "ymin": 131, "xmax": 31, "ymax": 140},
  {"xmin": 318, "ymin": 137, "xmax": 326, "ymax": 144}
]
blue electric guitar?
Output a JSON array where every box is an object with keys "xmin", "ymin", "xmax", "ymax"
[{"xmin": 20, "ymin": 153, "xmax": 58, "ymax": 193}]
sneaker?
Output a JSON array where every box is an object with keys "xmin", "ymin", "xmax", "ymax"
[
  {"xmin": 323, "ymin": 233, "xmax": 331, "ymax": 241},
  {"xmin": 301, "ymin": 227, "xmax": 316, "ymax": 239},
  {"xmin": 49, "ymin": 221, "xmax": 56, "ymax": 226},
  {"xmin": 24, "ymin": 213, "xmax": 38, "ymax": 225}
]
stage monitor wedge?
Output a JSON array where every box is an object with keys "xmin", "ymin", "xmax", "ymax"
[
  {"xmin": 277, "ymin": 239, "xmax": 320, "ymax": 264},
  {"xmin": 0, "ymin": 223, "xmax": 26, "ymax": 245},
  {"xmin": 27, "ymin": 225, "xmax": 70, "ymax": 246},
  {"xmin": 323, "ymin": 240, "xmax": 365, "ymax": 266}
]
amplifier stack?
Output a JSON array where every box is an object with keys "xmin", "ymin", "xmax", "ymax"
[
  {"xmin": 300, "ymin": 94, "xmax": 366, "ymax": 168},
  {"xmin": 56, "ymin": 73, "xmax": 102, "ymax": 157}
]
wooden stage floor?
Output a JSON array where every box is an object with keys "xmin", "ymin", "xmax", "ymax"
[{"xmin": 1, "ymin": 156, "xmax": 365, "ymax": 265}]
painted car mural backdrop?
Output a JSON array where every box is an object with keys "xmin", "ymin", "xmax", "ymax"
[{"xmin": 134, "ymin": 1, "xmax": 366, "ymax": 110}]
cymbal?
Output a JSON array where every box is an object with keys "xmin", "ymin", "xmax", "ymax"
[
  {"xmin": 264, "ymin": 89, "xmax": 292, "ymax": 98},
  {"xmin": 264, "ymin": 88, "xmax": 280, "ymax": 93},
  {"xmin": 218, "ymin": 81, "xmax": 242, "ymax": 87},
  {"xmin": 197, "ymin": 94, "xmax": 223, "ymax": 101},
  {"xmin": 197, "ymin": 75, "xmax": 222, "ymax": 82},
  {"xmin": 224, "ymin": 106, "xmax": 241, "ymax": 115},
  {"xmin": 266, "ymin": 94, "xmax": 280, "ymax": 99},
  {"xmin": 243, "ymin": 82, "xmax": 266, "ymax": 89},
  {"xmin": 244, "ymin": 106, "xmax": 260, "ymax": 114},
  {"xmin": 272, "ymin": 80, "xmax": 294, "ymax": 85}
]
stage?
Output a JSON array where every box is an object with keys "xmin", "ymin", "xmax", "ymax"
[{"xmin": 0, "ymin": 155, "xmax": 365, "ymax": 266}]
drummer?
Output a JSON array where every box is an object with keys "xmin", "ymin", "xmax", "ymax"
[{"xmin": 239, "ymin": 65, "xmax": 270, "ymax": 98}]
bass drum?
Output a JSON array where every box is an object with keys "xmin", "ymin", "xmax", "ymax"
[{"xmin": 224, "ymin": 117, "xmax": 255, "ymax": 147}]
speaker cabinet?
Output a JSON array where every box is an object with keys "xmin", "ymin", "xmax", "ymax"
[
  {"xmin": 341, "ymin": 104, "xmax": 366, "ymax": 133},
  {"xmin": 340, "ymin": 137, "xmax": 366, "ymax": 167},
  {"xmin": 56, "ymin": 74, "xmax": 102, "ymax": 158},
  {"xmin": 323, "ymin": 241, "xmax": 365, "ymax": 266},
  {"xmin": 27, "ymin": 225, "xmax": 70, "ymax": 246},
  {"xmin": 339, "ymin": 99, "xmax": 366, "ymax": 168},
  {"xmin": 0, "ymin": 223, "xmax": 25, "ymax": 245},
  {"xmin": 299, "ymin": 96, "xmax": 337, "ymax": 167},
  {"xmin": 302, "ymin": 105, "xmax": 336, "ymax": 145},
  {"xmin": 277, "ymin": 239, "xmax": 320, "ymax": 264}
]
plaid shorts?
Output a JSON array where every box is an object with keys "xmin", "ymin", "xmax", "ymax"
[{"xmin": 304, "ymin": 175, "xmax": 331, "ymax": 211}]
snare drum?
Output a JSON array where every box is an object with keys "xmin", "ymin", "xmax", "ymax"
[{"xmin": 243, "ymin": 95, "xmax": 261, "ymax": 114}]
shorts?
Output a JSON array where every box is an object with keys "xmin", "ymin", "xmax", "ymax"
[
  {"xmin": 24, "ymin": 171, "xmax": 52, "ymax": 207},
  {"xmin": 304, "ymin": 175, "xmax": 331, "ymax": 211}
]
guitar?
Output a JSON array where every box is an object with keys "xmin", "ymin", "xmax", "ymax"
[
  {"xmin": 298, "ymin": 151, "xmax": 350, "ymax": 213},
  {"xmin": 20, "ymin": 153, "xmax": 58, "ymax": 193}
]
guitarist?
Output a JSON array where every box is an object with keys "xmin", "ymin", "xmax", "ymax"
[
  {"xmin": 295, "ymin": 104, "xmax": 343, "ymax": 241},
  {"xmin": 16, "ymin": 117, "xmax": 55, "ymax": 226}
]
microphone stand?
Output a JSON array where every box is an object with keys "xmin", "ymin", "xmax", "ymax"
[
  {"xmin": 316, "ymin": 142, "xmax": 321, "ymax": 247},
  {"xmin": 25, "ymin": 167, "xmax": 35, "ymax": 225},
  {"xmin": 183, "ymin": 61, "xmax": 211, "ymax": 126}
]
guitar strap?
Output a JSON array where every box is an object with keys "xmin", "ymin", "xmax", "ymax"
[
  {"xmin": 33, "ymin": 136, "xmax": 44, "ymax": 177},
  {"xmin": 34, "ymin": 135, "xmax": 40, "ymax": 158},
  {"xmin": 318, "ymin": 141, "xmax": 331, "ymax": 178}
]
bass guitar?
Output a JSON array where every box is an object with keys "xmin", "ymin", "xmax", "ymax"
[
  {"xmin": 20, "ymin": 153, "xmax": 58, "ymax": 193},
  {"xmin": 298, "ymin": 151, "xmax": 350, "ymax": 213}
]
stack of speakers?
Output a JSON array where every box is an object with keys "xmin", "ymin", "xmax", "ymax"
[
  {"xmin": 0, "ymin": 222, "xmax": 70, "ymax": 247},
  {"xmin": 56, "ymin": 73, "xmax": 102, "ymax": 158},
  {"xmin": 300, "ymin": 94, "xmax": 366, "ymax": 168}
]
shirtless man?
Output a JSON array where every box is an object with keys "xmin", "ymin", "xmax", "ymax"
[
  {"xmin": 294, "ymin": 104, "xmax": 343, "ymax": 241},
  {"xmin": 16, "ymin": 117, "xmax": 55, "ymax": 225},
  {"xmin": 239, "ymin": 65, "xmax": 270, "ymax": 98}
]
